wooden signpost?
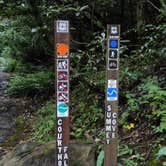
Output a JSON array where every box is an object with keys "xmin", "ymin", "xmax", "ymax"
[
  {"xmin": 104, "ymin": 24, "xmax": 120, "ymax": 166},
  {"xmin": 55, "ymin": 20, "xmax": 70, "ymax": 166}
]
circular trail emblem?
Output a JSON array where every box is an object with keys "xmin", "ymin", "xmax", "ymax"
[
  {"xmin": 56, "ymin": 43, "xmax": 69, "ymax": 56},
  {"xmin": 58, "ymin": 103, "xmax": 68, "ymax": 113},
  {"xmin": 109, "ymin": 40, "xmax": 118, "ymax": 48}
]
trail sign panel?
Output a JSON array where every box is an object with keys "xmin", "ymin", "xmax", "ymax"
[
  {"xmin": 57, "ymin": 59, "xmax": 68, "ymax": 70},
  {"xmin": 105, "ymin": 24, "xmax": 120, "ymax": 166},
  {"xmin": 56, "ymin": 43, "xmax": 69, "ymax": 58},
  {"xmin": 56, "ymin": 20, "xmax": 69, "ymax": 33},
  {"xmin": 108, "ymin": 59, "xmax": 118, "ymax": 70},
  {"xmin": 107, "ymin": 88, "xmax": 118, "ymax": 101},
  {"xmin": 58, "ymin": 82, "xmax": 68, "ymax": 92},
  {"xmin": 109, "ymin": 39, "xmax": 119, "ymax": 48},
  {"xmin": 58, "ymin": 92, "xmax": 69, "ymax": 102},
  {"xmin": 110, "ymin": 25, "xmax": 120, "ymax": 36},
  {"xmin": 57, "ymin": 103, "xmax": 69, "ymax": 117},
  {"xmin": 108, "ymin": 79, "xmax": 117, "ymax": 88},
  {"xmin": 55, "ymin": 20, "xmax": 70, "ymax": 166},
  {"xmin": 58, "ymin": 71, "xmax": 68, "ymax": 81},
  {"xmin": 109, "ymin": 50, "xmax": 118, "ymax": 59}
]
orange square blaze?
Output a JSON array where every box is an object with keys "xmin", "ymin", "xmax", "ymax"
[{"xmin": 56, "ymin": 43, "xmax": 69, "ymax": 56}]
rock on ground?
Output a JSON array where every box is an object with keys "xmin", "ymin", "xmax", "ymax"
[{"xmin": 0, "ymin": 141, "xmax": 96, "ymax": 166}]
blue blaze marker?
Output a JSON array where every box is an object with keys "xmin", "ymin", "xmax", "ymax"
[{"xmin": 109, "ymin": 40, "xmax": 118, "ymax": 48}]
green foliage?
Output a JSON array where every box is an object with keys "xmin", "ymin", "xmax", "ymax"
[
  {"xmin": 32, "ymin": 101, "xmax": 55, "ymax": 143},
  {"xmin": 145, "ymin": 145, "xmax": 166, "ymax": 166},
  {"xmin": 96, "ymin": 150, "xmax": 104, "ymax": 166},
  {"xmin": 0, "ymin": 57, "xmax": 6, "ymax": 71},
  {"xmin": 96, "ymin": 146, "xmax": 145, "ymax": 166},
  {"xmin": 15, "ymin": 116, "xmax": 25, "ymax": 131},
  {"xmin": 120, "ymin": 67, "xmax": 143, "ymax": 90},
  {"xmin": 160, "ymin": 0, "xmax": 166, "ymax": 19},
  {"xmin": 0, "ymin": 10, "xmax": 52, "ymax": 63},
  {"xmin": 0, "ymin": 56, "xmax": 24, "ymax": 72},
  {"xmin": 118, "ymin": 145, "xmax": 145, "ymax": 166},
  {"xmin": 123, "ymin": 78, "xmax": 166, "ymax": 132},
  {"xmin": 0, "ymin": 0, "xmax": 114, "ymax": 66},
  {"xmin": 6, "ymin": 71, "xmax": 54, "ymax": 97},
  {"xmin": 139, "ymin": 79, "xmax": 166, "ymax": 133},
  {"xmin": 139, "ymin": 24, "xmax": 166, "ymax": 61},
  {"xmin": 157, "ymin": 147, "xmax": 166, "ymax": 159},
  {"xmin": 69, "ymin": 34, "xmax": 106, "ymax": 139},
  {"xmin": 71, "ymin": 100, "xmax": 104, "ymax": 139}
]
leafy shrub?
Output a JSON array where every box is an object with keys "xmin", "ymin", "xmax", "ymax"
[
  {"xmin": 96, "ymin": 150, "xmax": 104, "ymax": 166},
  {"xmin": 157, "ymin": 147, "xmax": 166, "ymax": 159},
  {"xmin": 6, "ymin": 71, "xmax": 54, "ymax": 97},
  {"xmin": 123, "ymin": 78, "xmax": 166, "ymax": 133},
  {"xmin": 70, "ymin": 100, "xmax": 104, "ymax": 139},
  {"xmin": 32, "ymin": 101, "xmax": 55, "ymax": 143},
  {"xmin": 139, "ymin": 24, "xmax": 166, "ymax": 65},
  {"xmin": 118, "ymin": 145, "xmax": 145, "ymax": 166},
  {"xmin": 0, "ymin": 14, "xmax": 52, "ymax": 64},
  {"xmin": 139, "ymin": 79, "xmax": 166, "ymax": 133},
  {"xmin": 96, "ymin": 145, "xmax": 145, "ymax": 166}
]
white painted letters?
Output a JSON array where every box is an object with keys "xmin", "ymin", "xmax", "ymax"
[{"xmin": 105, "ymin": 105, "xmax": 118, "ymax": 144}]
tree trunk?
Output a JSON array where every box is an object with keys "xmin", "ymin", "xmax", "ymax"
[{"xmin": 136, "ymin": 0, "xmax": 145, "ymax": 33}]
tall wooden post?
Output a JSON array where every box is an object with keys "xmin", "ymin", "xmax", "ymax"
[
  {"xmin": 55, "ymin": 20, "xmax": 70, "ymax": 166},
  {"xmin": 104, "ymin": 24, "xmax": 120, "ymax": 166}
]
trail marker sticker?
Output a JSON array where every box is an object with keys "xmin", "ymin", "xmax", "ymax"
[
  {"xmin": 56, "ymin": 43, "xmax": 69, "ymax": 58},
  {"xmin": 108, "ymin": 80, "xmax": 117, "ymax": 88},
  {"xmin": 57, "ymin": 103, "xmax": 69, "ymax": 117},
  {"xmin": 58, "ymin": 82, "xmax": 68, "ymax": 92},
  {"xmin": 108, "ymin": 60, "xmax": 118, "ymax": 70},
  {"xmin": 109, "ymin": 50, "xmax": 118, "ymax": 59},
  {"xmin": 110, "ymin": 25, "xmax": 119, "ymax": 35},
  {"xmin": 57, "ymin": 20, "xmax": 69, "ymax": 33},
  {"xmin": 58, "ymin": 71, "xmax": 68, "ymax": 81},
  {"xmin": 58, "ymin": 92, "xmax": 69, "ymax": 102},
  {"xmin": 107, "ymin": 88, "xmax": 118, "ymax": 101},
  {"xmin": 57, "ymin": 59, "xmax": 68, "ymax": 70},
  {"xmin": 109, "ymin": 39, "xmax": 118, "ymax": 48}
]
